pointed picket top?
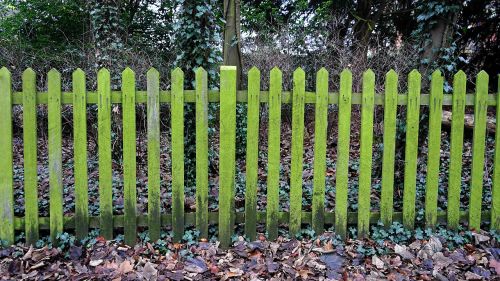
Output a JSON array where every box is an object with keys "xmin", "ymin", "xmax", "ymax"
[
  {"xmin": 122, "ymin": 67, "xmax": 135, "ymax": 77},
  {"xmin": 72, "ymin": 68, "xmax": 85, "ymax": 79},
  {"xmin": 340, "ymin": 68, "xmax": 352, "ymax": 78},
  {"xmin": 477, "ymin": 70, "xmax": 489, "ymax": 80},
  {"xmin": 293, "ymin": 67, "xmax": 305, "ymax": 79},
  {"xmin": 48, "ymin": 68, "xmax": 61, "ymax": 79},
  {"xmin": 270, "ymin": 66, "xmax": 282, "ymax": 76},
  {"xmin": 23, "ymin": 67, "xmax": 36, "ymax": 78},
  {"xmin": 98, "ymin": 67, "xmax": 110, "ymax": 76},
  {"xmin": 172, "ymin": 67, "xmax": 183, "ymax": 76},
  {"xmin": 385, "ymin": 68, "xmax": 398, "ymax": 79},
  {"xmin": 454, "ymin": 70, "xmax": 466, "ymax": 80},
  {"xmin": 248, "ymin": 66, "xmax": 260, "ymax": 76},
  {"xmin": 431, "ymin": 69, "xmax": 442, "ymax": 78},
  {"xmin": 195, "ymin": 66, "xmax": 206, "ymax": 76},
  {"xmin": 317, "ymin": 67, "xmax": 328, "ymax": 76},
  {"xmin": 0, "ymin": 66, "xmax": 11, "ymax": 77},
  {"xmin": 147, "ymin": 67, "xmax": 159, "ymax": 78},
  {"xmin": 409, "ymin": 69, "xmax": 421, "ymax": 79},
  {"xmin": 363, "ymin": 69, "xmax": 375, "ymax": 81}
]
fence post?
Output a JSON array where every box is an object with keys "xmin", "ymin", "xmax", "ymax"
[
  {"xmin": 123, "ymin": 67, "xmax": 137, "ymax": 245},
  {"xmin": 380, "ymin": 70, "xmax": 398, "ymax": 227},
  {"xmin": 0, "ymin": 67, "xmax": 14, "ymax": 245},
  {"xmin": 447, "ymin": 71, "xmax": 466, "ymax": 229},
  {"xmin": 98, "ymin": 68, "xmax": 113, "ymax": 240},
  {"xmin": 244, "ymin": 67, "xmax": 260, "ymax": 240},
  {"xmin": 147, "ymin": 68, "xmax": 161, "ymax": 241},
  {"xmin": 267, "ymin": 67, "xmax": 282, "ymax": 240},
  {"xmin": 312, "ymin": 68, "xmax": 328, "ymax": 235},
  {"xmin": 358, "ymin": 69, "xmax": 375, "ymax": 237},
  {"xmin": 219, "ymin": 66, "xmax": 237, "ymax": 248},
  {"xmin": 335, "ymin": 69, "xmax": 352, "ymax": 239},
  {"xmin": 469, "ymin": 71, "xmax": 488, "ymax": 230},
  {"xmin": 290, "ymin": 68, "xmax": 305, "ymax": 236},
  {"xmin": 48, "ymin": 69, "xmax": 63, "ymax": 242},
  {"xmin": 402, "ymin": 70, "xmax": 421, "ymax": 230},
  {"xmin": 23, "ymin": 68, "xmax": 39, "ymax": 244},
  {"xmin": 195, "ymin": 67, "xmax": 209, "ymax": 239}
]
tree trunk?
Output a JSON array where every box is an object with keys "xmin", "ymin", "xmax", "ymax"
[{"xmin": 223, "ymin": 0, "xmax": 243, "ymax": 89}]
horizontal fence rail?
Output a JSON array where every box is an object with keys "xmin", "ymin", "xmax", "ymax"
[{"xmin": 0, "ymin": 66, "xmax": 499, "ymax": 248}]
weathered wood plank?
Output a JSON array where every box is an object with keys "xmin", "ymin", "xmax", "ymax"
[
  {"xmin": 147, "ymin": 68, "xmax": 161, "ymax": 241},
  {"xmin": 171, "ymin": 68, "xmax": 185, "ymax": 242},
  {"xmin": 402, "ymin": 70, "xmax": 421, "ymax": 230},
  {"xmin": 380, "ymin": 70, "xmax": 398, "ymax": 226},
  {"xmin": 358, "ymin": 70, "xmax": 375, "ymax": 237},
  {"xmin": 447, "ymin": 71, "xmax": 466, "ymax": 229},
  {"xmin": 73, "ymin": 68, "xmax": 88, "ymax": 239},
  {"xmin": 290, "ymin": 68, "xmax": 306, "ymax": 235},
  {"xmin": 23, "ymin": 69, "xmax": 39, "ymax": 245},
  {"xmin": 195, "ymin": 67, "xmax": 209, "ymax": 239},
  {"xmin": 98, "ymin": 68, "xmax": 113, "ymax": 240},
  {"xmin": 335, "ymin": 69, "xmax": 352, "ymax": 239},
  {"xmin": 266, "ymin": 67, "xmax": 282, "ymax": 240},
  {"xmin": 48, "ymin": 69, "xmax": 63, "ymax": 242},
  {"xmin": 244, "ymin": 67, "xmax": 260, "ymax": 240},
  {"xmin": 312, "ymin": 68, "xmax": 328, "ymax": 235},
  {"xmin": 0, "ymin": 67, "xmax": 14, "ymax": 244},
  {"xmin": 469, "ymin": 71, "xmax": 488, "ymax": 230},
  {"xmin": 425, "ymin": 70, "xmax": 443, "ymax": 228},
  {"xmin": 122, "ymin": 68, "xmax": 137, "ymax": 245},
  {"xmin": 219, "ymin": 66, "xmax": 237, "ymax": 248}
]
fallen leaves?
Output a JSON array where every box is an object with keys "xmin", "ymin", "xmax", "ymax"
[{"xmin": 0, "ymin": 231, "xmax": 498, "ymax": 280}]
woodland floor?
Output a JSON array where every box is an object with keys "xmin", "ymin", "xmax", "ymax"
[{"xmin": 0, "ymin": 230, "xmax": 499, "ymax": 280}]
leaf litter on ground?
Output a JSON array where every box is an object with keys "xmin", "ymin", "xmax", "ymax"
[{"xmin": 0, "ymin": 229, "xmax": 498, "ymax": 280}]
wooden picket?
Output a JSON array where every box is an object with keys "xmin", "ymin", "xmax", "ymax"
[
  {"xmin": 98, "ymin": 68, "xmax": 113, "ymax": 240},
  {"xmin": 23, "ymin": 68, "xmax": 39, "ymax": 244},
  {"xmin": 245, "ymin": 67, "xmax": 260, "ymax": 240},
  {"xmin": 266, "ymin": 67, "xmax": 282, "ymax": 240},
  {"xmin": 147, "ymin": 68, "xmax": 161, "ymax": 241},
  {"xmin": 0, "ymin": 67, "xmax": 14, "ymax": 244},
  {"xmin": 48, "ymin": 69, "xmax": 63, "ymax": 242},
  {"xmin": 447, "ymin": 71, "xmax": 466, "ymax": 229},
  {"xmin": 0, "ymin": 66, "xmax": 498, "ymax": 247}
]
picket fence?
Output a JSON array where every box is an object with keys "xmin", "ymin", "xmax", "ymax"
[{"xmin": 0, "ymin": 66, "xmax": 498, "ymax": 248}]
